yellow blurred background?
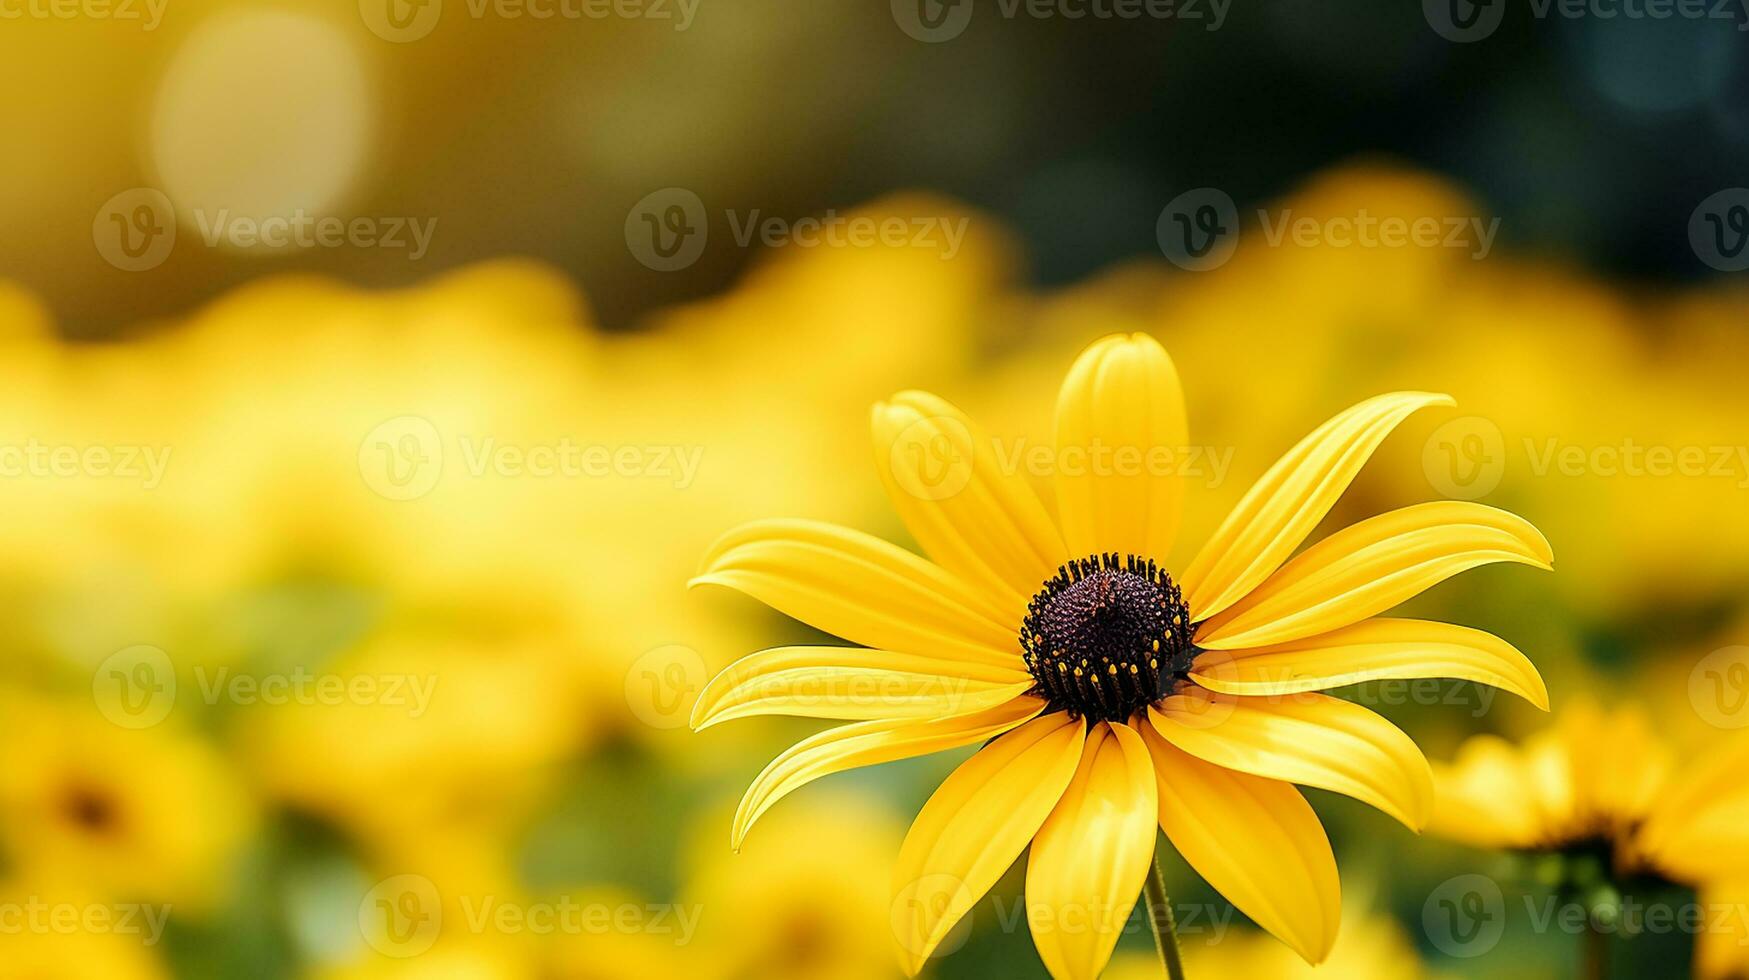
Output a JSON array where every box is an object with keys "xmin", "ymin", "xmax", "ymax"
[{"xmin": 3, "ymin": 2, "xmax": 1749, "ymax": 978}]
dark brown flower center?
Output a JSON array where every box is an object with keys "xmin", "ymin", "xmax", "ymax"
[{"xmin": 1020, "ymin": 554, "xmax": 1196, "ymax": 723}]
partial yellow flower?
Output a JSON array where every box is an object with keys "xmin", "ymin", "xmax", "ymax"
[
  {"xmin": 1430, "ymin": 699, "xmax": 1672, "ymax": 854},
  {"xmin": 1431, "ymin": 699, "xmax": 1749, "ymax": 882},
  {"xmin": 690, "ymin": 332, "xmax": 1551, "ymax": 979},
  {"xmin": 1431, "ymin": 702, "xmax": 1749, "ymax": 978},
  {"xmin": 0, "ymin": 692, "xmax": 253, "ymax": 911}
]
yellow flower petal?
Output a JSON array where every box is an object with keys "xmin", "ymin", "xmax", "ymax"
[
  {"xmin": 1025, "ymin": 721, "xmax": 1158, "ymax": 980},
  {"xmin": 1052, "ymin": 333, "xmax": 1188, "ymax": 563},
  {"xmin": 1189, "ymin": 618, "xmax": 1548, "ymax": 710},
  {"xmin": 873, "ymin": 391, "xmax": 1066, "ymax": 612},
  {"xmin": 1636, "ymin": 730, "xmax": 1749, "ymax": 881},
  {"xmin": 693, "ymin": 519, "xmax": 1020, "ymax": 669},
  {"xmin": 691, "ymin": 646, "xmax": 1034, "ymax": 731},
  {"xmin": 891, "ymin": 713, "xmax": 1086, "ymax": 975},
  {"xmin": 1149, "ymin": 690, "xmax": 1433, "ymax": 830},
  {"xmin": 1196, "ymin": 502, "xmax": 1552, "ymax": 650},
  {"xmin": 1181, "ymin": 392, "xmax": 1453, "ymax": 621},
  {"xmin": 1696, "ymin": 881, "xmax": 1749, "ymax": 980},
  {"xmin": 1428, "ymin": 734, "xmax": 1545, "ymax": 850},
  {"xmin": 731, "ymin": 695, "xmax": 1044, "ymax": 849},
  {"xmin": 1139, "ymin": 721, "xmax": 1340, "ymax": 964}
]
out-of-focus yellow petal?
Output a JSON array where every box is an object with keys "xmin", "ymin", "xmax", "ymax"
[
  {"xmin": 1428, "ymin": 734, "xmax": 1544, "ymax": 850},
  {"xmin": 731, "ymin": 695, "xmax": 1044, "ymax": 849},
  {"xmin": 1025, "ymin": 722, "xmax": 1159, "ymax": 980},
  {"xmin": 1139, "ymin": 721, "xmax": 1340, "ymax": 964},
  {"xmin": 692, "ymin": 518, "xmax": 1020, "ymax": 668},
  {"xmin": 691, "ymin": 645, "xmax": 1034, "ymax": 730},
  {"xmin": 1196, "ymin": 502, "xmax": 1552, "ymax": 650},
  {"xmin": 1695, "ymin": 880, "xmax": 1749, "ymax": 980},
  {"xmin": 891, "ymin": 713, "xmax": 1086, "ymax": 975},
  {"xmin": 1564, "ymin": 703, "xmax": 1669, "ymax": 840},
  {"xmin": 1189, "ymin": 618, "xmax": 1548, "ymax": 710},
  {"xmin": 1149, "ymin": 690, "xmax": 1433, "ymax": 830},
  {"xmin": 873, "ymin": 391, "xmax": 1065, "ymax": 611},
  {"xmin": 1636, "ymin": 730, "xmax": 1749, "ymax": 881},
  {"xmin": 1179, "ymin": 391, "xmax": 1453, "ymax": 621},
  {"xmin": 1052, "ymin": 333, "xmax": 1188, "ymax": 563}
]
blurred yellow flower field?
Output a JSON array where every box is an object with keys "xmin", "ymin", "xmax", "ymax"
[{"xmin": 3, "ymin": 58, "xmax": 1749, "ymax": 972}]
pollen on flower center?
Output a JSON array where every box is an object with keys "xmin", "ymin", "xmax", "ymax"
[{"xmin": 1020, "ymin": 554, "xmax": 1197, "ymax": 724}]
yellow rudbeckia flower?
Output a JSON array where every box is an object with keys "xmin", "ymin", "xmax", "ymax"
[
  {"xmin": 1432, "ymin": 701, "xmax": 1749, "ymax": 978},
  {"xmin": 690, "ymin": 332, "xmax": 1551, "ymax": 980}
]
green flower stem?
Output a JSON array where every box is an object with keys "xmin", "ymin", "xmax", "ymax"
[{"xmin": 1143, "ymin": 851, "xmax": 1188, "ymax": 980}]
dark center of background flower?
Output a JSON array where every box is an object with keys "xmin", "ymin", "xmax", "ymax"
[
  {"xmin": 1020, "ymin": 554, "xmax": 1197, "ymax": 724},
  {"xmin": 60, "ymin": 783, "xmax": 120, "ymax": 835}
]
